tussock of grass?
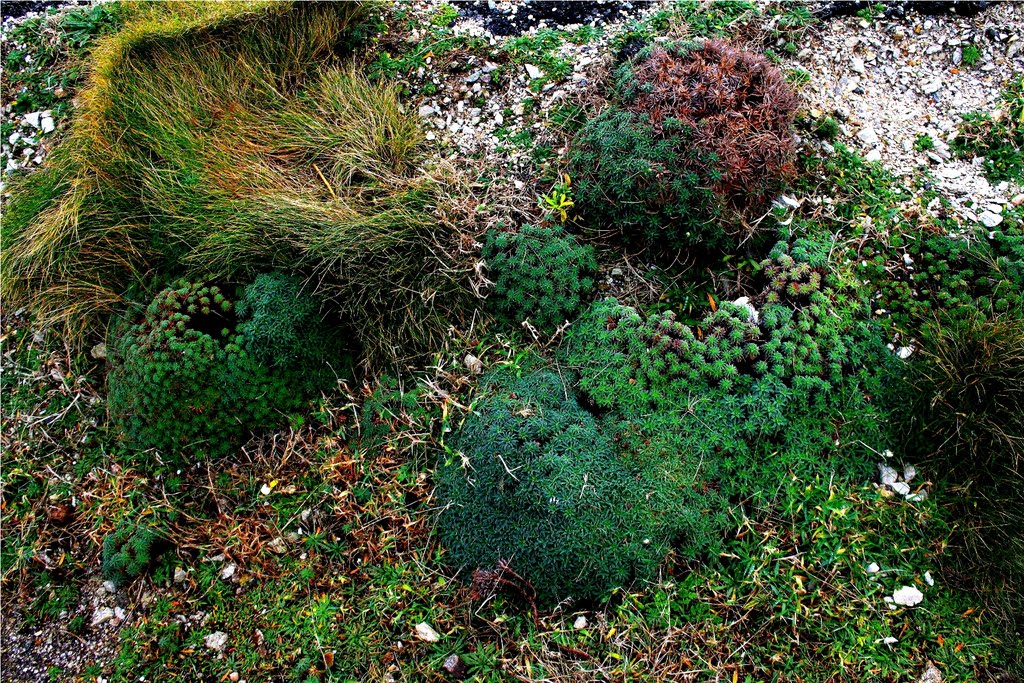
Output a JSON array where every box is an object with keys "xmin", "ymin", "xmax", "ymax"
[{"xmin": 2, "ymin": 0, "xmax": 478, "ymax": 362}]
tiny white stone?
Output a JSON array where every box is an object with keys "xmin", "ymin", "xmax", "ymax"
[
  {"xmin": 205, "ymin": 631, "xmax": 229, "ymax": 651},
  {"xmin": 92, "ymin": 607, "xmax": 115, "ymax": 626},
  {"xmin": 24, "ymin": 111, "xmax": 41, "ymax": 128},
  {"xmin": 40, "ymin": 117, "xmax": 54, "ymax": 134},
  {"xmin": 896, "ymin": 346, "xmax": 914, "ymax": 360},
  {"xmin": 415, "ymin": 622, "xmax": 441, "ymax": 642},
  {"xmin": 174, "ymin": 567, "xmax": 187, "ymax": 583},
  {"xmin": 878, "ymin": 463, "xmax": 899, "ymax": 485},
  {"xmin": 924, "ymin": 571, "xmax": 935, "ymax": 586},
  {"xmin": 220, "ymin": 564, "xmax": 236, "ymax": 580},
  {"xmin": 857, "ymin": 127, "xmax": 880, "ymax": 146},
  {"xmin": 464, "ymin": 353, "xmax": 483, "ymax": 375},
  {"xmin": 102, "ymin": 580, "xmax": 117, "ymax": 594},
  {"xmin": 260, "ymin": 483, "xmax": 272, "ymax": 496},
  {"xmin": 903, "ymin": 464, "xmax": 917, "ymax": 482},
  {"xmin": 890, "ymin": 481, "xmax": 911, "ymax": 496},
  {"xmin": 573, "ymin": 615, "xmax": 588, "ymax": 629},
  {"xmin": 865, "ymin": 149, "xmax": 882, "ymax": 163},
  {"xmin": 979, "ymin": 211, "xmax": 1003, "ymax": 228},
  {"xmin": 851, "ymin": 57, "xmax": 866, "ymax": 73},
  {"xmin": 891, "ymin": 585, "xmax": 924, "ymax": 607},
  {"xmin": 867, "ymin": 562, "xmax": 881, "ymax": 574},
  {"xmin": 882, "ymin": 636, "xmax": 898, "ymax": 645},
  {"xmin": 903, "ymin": 253, "xmax": 914, "ymax": 266},
  {"xmin": 524, "ymin": 64, "xmax": 543, "ymax": 80},
  {"xmin": 922, "ymin": 80, "xmax": 942, "ymax": 95}
]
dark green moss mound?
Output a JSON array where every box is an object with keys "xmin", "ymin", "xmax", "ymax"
[
  {"xmin": 102, "ymin": 524, "xmax": 164, "ymax": 587},
  {"xmin": 483, "ymin": 224, "xmax": 597, "ymax": 333},
  {"xmin": 436, "ymin": 367, "xmax": 698, "ymax": 604},
  {"xmin": 107, "ymin": 278, "xmax": 344, "ymax": 460}
]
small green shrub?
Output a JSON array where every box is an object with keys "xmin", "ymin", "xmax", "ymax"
[
  {"xmin": 961, "ymin": 43, "xmax": 982, "ymax": 67},
  {"xmin": 483, "ymin": 224, "xmax": 597, "ymax": 333},
  {"xmin": 813, "ymin": 116, "xmax": 840, "ymax": 140},
  {"xmin": 569, "ymin": 40, "xmax": 797, "ymax": 252},
  {"xmin": 102, "ymin": 524, "xmax": 164, "ymax": 587},
  {"xmin": 107, "ymin": 279, "xmax": 328, "ymax": 460},
  {"xmin": 235, "ymin": 272, "xmax": 345, "ymax": 389},
  {"xmin": 436, "ymin": 367, "xmax": 694, "ymax": 604},
  {"xmin": 914, "ymin": 133, "xmax": 935, "ymax": 151}
]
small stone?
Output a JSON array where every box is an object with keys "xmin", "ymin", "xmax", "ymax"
[
  {"xmin": 443, "ymin": 654, "xmax": 466, "ymax": 676},
  {"xmin": 924, "ymin": 571, "xmax": 934, "ymax": 587},
  {"xmin": 1011, "ymin": 193, "xmax": 1024, "ymax": 206},
  {"xmin": 24, "ymin": 111, "xmax": 41, "ymax": 128},
  {"xmin": 418, "ymin": 105, "xmax": 435, "ymax": 117},
  {"xmin": 267, "ymin": 537, "xmax": 287, "ymax": 554},
  {"xmin": 229, "ymin": 673, "xmax": 240, "ymax": 682},
  {"xmin": 879, "ymin": 463, "xmax": 899, "ymax": 485},
  {"xmin": 573, "ymin": 615, "xmax": 588, "ymax": 629},
  {"xmin": 851, "ymin": 57, "xmax": 866, "ymax": 73},
  {"xmin": 865, "ymin": 149, "xmax": 882, "ymax": 163},
  {"xmin": 979, "ymin": 211, "xmax": 1003, "ymax": 228},
  {"xmin": 260, "ymin": 483, "xmax": 272, "ymax": 496},
  {"xmin": 918, "ymin": 662, "xmax": 942, "ymax": 683},
  {"xmin": 882, "ymin": 636, "xmax": 898, "ymax": 645},
  {"xmin": 464, "ymin": 353, "xmax": 483, "ymax": 375},
  {"xmin": 857, "ymin": 127, "xmax": 880, "ymax": 146},
  {"xmin": 220, "ymin": 564, "xmax": 236, "ymax": 581},
  {"xmin": 904, "ymin": 464, "xmax": 917, "ymax": 482},
  {"xmin": 114, "ymin": 606, "xmax": 126, "ymax": 621},
  {"xmin": 102, "ymin": 580, "xmax": 117, "ymax": 594},
  {"xmin": 891, "ymin": 481, "xmax": 911, "ymax": 496},
  {"xmin": 867, "ymin": 562, "xmax": 881, "ymax": 574},
  {"xmin": 902, "ymin": 253, "xmax": 914, "ymax": 267},
  {"xmin": 524, "ymin": 64, "xmax": 543, "ymax": 80},
  {"xmin": 40, "ymin": 117, "xmax": 54, "ymax": 134},
  {"xmin": 205, "ymin": 631, "xmax": 229, "ymax": 652},
  {"xmin": 415, "ymin": 622, "xmax": 441, "ymax": 642},
  {"xmin": 90, "ymin": 343, "xmax": 107, "ymax": 359},
  {"xmin": 896, "ymin": 346, "xmax": 914, "ymax": 360},
  {"xmin": 92, "ymin": 607, "xmax": 115, "ymax": 626},
  {"xmin": 922, "ymin": 80, "xmax": 941, "ymax": 95},
  {"xmin": 174, "ymin": 567, "xmax": 187, "ymax": 583},
  {"xmin": 891, "ymin": 585, "xmax": 924, "ymax": 607}
]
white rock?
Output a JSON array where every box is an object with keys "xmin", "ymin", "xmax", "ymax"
[
  {"xmin": 904, "ymin": 465, "xmax": 917, "ymax": 482},
  {"xmin": 979, "ymin": 211, "xmax": 1003, "ymax": 228},
  {"xmin": 464, "ymin": 353, "xmax": 483, "ymax": 374},
  {"xmin": 220, "ymin": 564, "xmax": 236, "ymax": 580},
  {"xmin": 24, "ymin": 111, "xmax": 41, "ymax": 128},
  {"xmin": 891, "ymin": 481, "xmax": 911, "ymax": 496},
  {"xmin": 174, "ymin": 567, "xmax": 187, "ymax": 583},
  {"xmin": 918, "ymin": 662, "xmax": 942, "ymax": 683},
  {"xmin": 922, "ymin": 80, "xmax": 942, "ymax": 95},
  {"xmin": 92, "ymin": 607, "xmax": 115, "ymax": 626},
  {"xmin": 851, "ymin": 57, "xmax": 866, "ymax": 73},
  {"xmin": 878, "ymin": 463, "xmax": 899, "ymax": 485},
  {"xmin": 865, "ymin": 149, "xmax": 883, "ymax": 163},
  {"xmin": 867, "ymin": 562, "xmax": 881, "ymax": 574},
  {"xmin": 524, "ymin": 64, "xmax": 543, "ymax": 80},
  {"xmin": 882, "ymin": 636, "xmax": 898, "ymax": 645},
  {"xmin": 205, "ymin": 631, "xmax": 229, "ymax": 652},
  {"xmin": 891, "ymin": 585, "xmax": 924, "ymax": 607},
  {"xmin": 40, "ymin": 116, "xmax": 54, "ymax": 134},
  {"xmin": 857, "ymin": 127, "xmax": 880, "ymax": 146},
  {"xmin": 573, "ymin": 615, "xmax": 588, "ymax": 629},
  {"xmin": 114, "ymin": 606, "xmax": 126, "ymax": 621},
  {"xmin": 260, "ymin": 483, "xmax": 272, "ymax": 496},
  {"xmin": 732, "ymin": 297, "xmax": 759, "ymax": 324},
  {"xmin": 924, "ymin": 571, "xmax": 934, "ymax": 586},
  {"xmin": 415, "ymin": 622, "xmax": 441, "ymax": 642},
  {"xmin": 102, "ymin": 580, "xmax": 117, "ymax": 594},
  {"xmin": 896, "ymin": 346, "xmax": 914, "ymax": 360},
  {"xmin": 418, "ymin": 105, "xmax": 435, "ymax": 117}
]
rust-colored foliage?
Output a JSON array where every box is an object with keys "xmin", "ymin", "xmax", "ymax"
[{"xmin": 625, "ymin": 40, "xmax": 798, "ymax": 212}]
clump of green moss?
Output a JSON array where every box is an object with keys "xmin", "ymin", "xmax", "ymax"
[
  {"xmin": 102, "ymin": 524, "xmax": 165, "ymax": 587},
  {"xmin": 483, "ymin": 224, "xmax": 597, "ymax": 333}
]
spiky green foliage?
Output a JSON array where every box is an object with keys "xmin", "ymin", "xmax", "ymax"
[
  {"xmin": 102, "ymin": 524, "xmax": 163, "ymax": 587},
  {"xmin": 561, "ymin": 240, "xmax": 898, "ymax": 502},
  {"xmin": 107, "ymin": 280, "xmax": 327, "ymax": 460},
  {"xmin": 235, "ymin": 272, "xmax": 346, "ymax": 391},
  {"xmin": 437, "ymin": 367, "xmax": 704, "ymax": 604},
  {"xmin": 483, "ymin": 224, "xmax": 597, "ymax": 333},
  {"xmin": 567, "ymin": 108, "xmax": 723, "ymax": 249},
  {"xmin": 1, "ymin": 2, "xmax": 476, "ymax": 362}
]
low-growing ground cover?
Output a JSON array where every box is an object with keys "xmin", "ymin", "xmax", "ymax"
[{"xmin": 1, "ymin": 1, "xmax": 1023, "ymax": 682}]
